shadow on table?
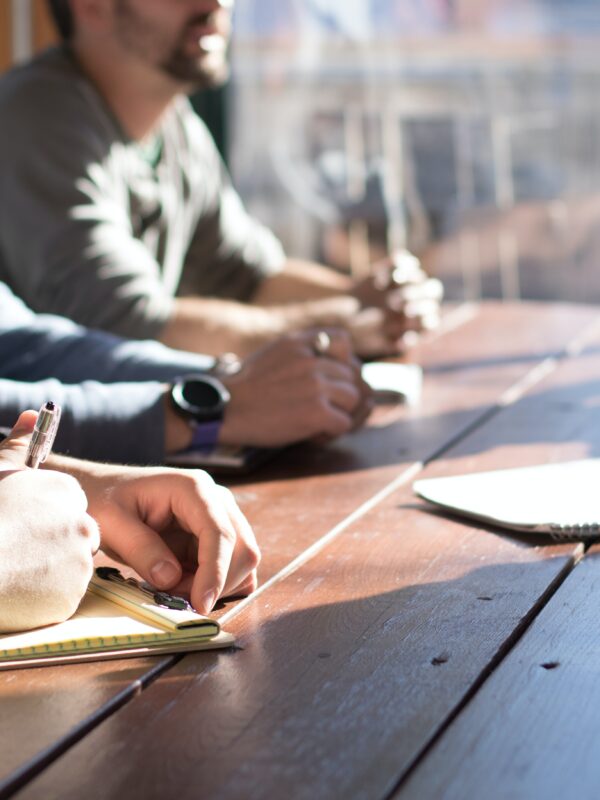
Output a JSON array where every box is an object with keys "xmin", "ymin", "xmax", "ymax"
[
  {"xmin": 34, "ymin": 553, "xmax": 583, "ymax": 800},
  {"xmin": 424, "ymin": 344, "xmax": 600, "ymax": 375},
  {"xmin": 401, "ymin": 502, "xmax": 585, "ymax": 549}
]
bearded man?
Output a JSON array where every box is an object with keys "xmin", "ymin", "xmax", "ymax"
[{"xmin": 0, "ymin": 0, "xmax": 441, "ymax": 358}]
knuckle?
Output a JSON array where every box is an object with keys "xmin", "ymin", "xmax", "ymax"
[
  {"xmin": 325, "ymin": 409, "xmax": 352, "ymax": 436},
  {"xmin": 313, "ymin": 395, "xmax": 331, "ymax": 421},
  {"xmin": 81, "ymin": 515, "xmax": 101, "ymax": 550},
  {"xmin": 63, "ymin": 545, "xmax": 94, "ymax": 586},
  {"xmin": 189, "ymin": 469, "xmax": 216, "ymax": 496},
  {"xmin": 247, "ymin": 542, "xmax": 261, "ymax": 571},
  {"xmin": 64, "ymin": 478, "xmax": 90, "ymax": 511},
  {"xmin": 218, "ymin": 485, "xmax": 235, "ymax": 505},
  {"xmin": 305, "ymin": 371, "xmax": 325, "ymax": 396},
  {"xmin": 47, "ymin": 470, "xmax": 81, "ymax": 493},
  {"xmin": 245, "ymin": 541, "xmax": 262, "ymax": 572}
]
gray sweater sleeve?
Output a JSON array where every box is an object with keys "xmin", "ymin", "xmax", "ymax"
[{"xmin": 0, "ymin": 284, "xmax": 215, "ymax": 463}]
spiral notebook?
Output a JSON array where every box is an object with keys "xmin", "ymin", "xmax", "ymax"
[
  {"xmin": 0, "ymin": 568, "xmax": 234, "ymax": 669},
  {"xmin": 414, "ymin": 459, "xmax": 600, "ymax": 540}
]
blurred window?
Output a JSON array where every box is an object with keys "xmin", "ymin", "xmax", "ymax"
[{"xmin": 228, "ymin": 0, "xmax": 600, "ymax": 303}]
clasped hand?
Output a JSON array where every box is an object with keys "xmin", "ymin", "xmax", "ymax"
[{"xmin": 352, "ymin": 250, "xmax": 444, "ymax": 357}]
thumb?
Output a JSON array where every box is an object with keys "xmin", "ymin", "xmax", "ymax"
[{"xmin": 0, "ymin": 410, "xmax": 38, "ymax": 471}]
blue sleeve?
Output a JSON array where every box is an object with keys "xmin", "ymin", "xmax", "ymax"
[
  {"xmin": 0, "ymin": 309, "xmax": 214, "ymax": 385},
  {"xmin": 0, "ymin": 378, "xmax": 168, "ymax": 464},
  {"xmin": 0, "ymin": 283, "xmax": 217, "ymax": 462}
]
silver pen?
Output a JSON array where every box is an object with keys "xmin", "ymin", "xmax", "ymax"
[{"xmin": 25, "ymin": 401, "xmax": 61, "ymax": 469}]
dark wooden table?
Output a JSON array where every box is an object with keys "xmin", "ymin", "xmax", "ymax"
[{"xmin": 3, "ymin": 301, "xmax": 600, "ymax": 800}]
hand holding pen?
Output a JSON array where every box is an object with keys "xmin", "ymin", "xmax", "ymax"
[{"xmin": 0, "ymin": 409, "xmax": 99, "ymax": 632}]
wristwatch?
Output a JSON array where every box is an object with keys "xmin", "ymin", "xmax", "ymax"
[{"xmin": 170, "ymin": 374, "xmax": 231, "ymax": 451}]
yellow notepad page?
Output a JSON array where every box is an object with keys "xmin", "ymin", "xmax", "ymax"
[{"xmin": 0, "ymin": 591, "xmax": 233, "ymax": 664}]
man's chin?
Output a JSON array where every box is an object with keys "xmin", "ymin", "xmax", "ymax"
[{"xmin": 162, "ymin": 54, "xmax": 230, "ymax": 90}]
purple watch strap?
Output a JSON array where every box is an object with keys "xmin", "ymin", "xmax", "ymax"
[{"xmin": 188, "ymin": 420, "xmax": 222, "ymax": 451}]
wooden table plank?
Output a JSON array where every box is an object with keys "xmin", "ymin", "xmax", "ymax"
[
  {"xmin": 221, "ymin": 302, "xmax": 600, "ymax": 589},
  {"xmin": 13, "ymin": 304, "xmax": 600, "ymax": 800},
  {"xmin": 1, "ymin": 302, "xmax": 595, "ymax": 796},
  {"xmin": 19, "ymin": 506, "xmax": 574, "ymax": 800},
  {"xmin": 396, "ymin": 543, "xmax": 600, "ymax": 800},
  {"xmin": 391, "ymin": 342, "xmax": 600, "ymax": 800},
  {"xmin": 0, "ymin": 657, "xmax": 174, "ymax": 797}
]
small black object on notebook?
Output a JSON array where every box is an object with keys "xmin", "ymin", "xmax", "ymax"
[{"xmin": 95, "ymin": 566, "xmax": 193, "ymax": 612}]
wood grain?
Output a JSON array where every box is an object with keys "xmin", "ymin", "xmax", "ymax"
[
  {"xmin": 20, "ymin": 504, "xmax": 575, "ymax": 800},
  {"xmin": 397, "ymin": 544, "xmax": 600, "ymax": 800},
  {"xmin": 13, "ymin": 303, "xmax": 600, "ymax": 800},
  {"xmin": 0, "ymin": 656, "xmax": 175, "ymax": 797}
]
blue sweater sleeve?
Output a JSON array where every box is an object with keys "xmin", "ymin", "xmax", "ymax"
[
  {"xmin": 0, "ymin": 378, "xmax": 168, "ymax": 463},
  {"xmin": 0, "ymin": 283, "xmax": 216, "ymax": 462}
]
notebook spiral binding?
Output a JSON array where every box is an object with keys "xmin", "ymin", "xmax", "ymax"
[{"xmin": 548, "ymin": 523, "xmax": 600, "ymax": 542}]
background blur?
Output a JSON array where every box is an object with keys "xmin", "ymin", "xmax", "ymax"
[{"xmin": 4, "ymin": 0, "xmax": 600, "ymax": 303}]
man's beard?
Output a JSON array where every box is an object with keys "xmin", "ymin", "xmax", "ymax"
[
  {"xmin": 160, "ymin": 46, "xmax": 230, "ymax": 89},
  {"xmin": 115, "ymin": 0, "xmax": 230, "ymax": 89}
]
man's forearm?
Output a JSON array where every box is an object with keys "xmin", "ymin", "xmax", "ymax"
[
  {"xmin": 161, "ymin": 282, "xmax": 361, "ymax": 359},
  {"xmin": 251, "ymin": 259, "xmax": 354, "ymax": 305},
  {"xmin": 159, "ymin": 296, "xmax": 287, "ymax": 357},
  {"xmin": 160, "ymin": 259, "xmax": 354, "ymax": 356}
]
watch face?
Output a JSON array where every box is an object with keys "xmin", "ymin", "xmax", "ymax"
[
  {"xmin": 172, "ymin": 375, "xmax": 230, "ymax": 423},
  {"xmin": 181, "ymin": 379, "xmax": 221, "ymax": 409}
]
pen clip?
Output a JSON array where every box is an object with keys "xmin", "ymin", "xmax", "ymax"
[
  {"xmin": 39, "ymin": 404, "xmax": 61, "ymax": 464},
  {"xmin": 95, "ymin": 567, "xmax": 194, "ymax": 612}
]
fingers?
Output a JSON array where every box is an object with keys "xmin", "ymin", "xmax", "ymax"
[
  {"xmin": 82, "ymin": 514, "xmax": 101, "ymax": 554},
  {"xmin": 98, "ymin": 472, "xmax": 260, "ymax": 616},
  {"xmin": 354, "ymin": 252, "xmax": 443, "ymax": 351},
  {"xmin": 307, "ymin": 352, "xmax": 374, "ymax": 434},
  {"xmin": 350, "ymin": 378, "xmax": 376, "ymax": 431},
  {"xmin": 319, "ymin": 376, "xmax": 361, "ymax": 416},
  {"xmin": 384, "ymin": 298, "xmax": 441, "ymax": 339},
  {"xmin": 388, "ymin": 276, "xmax": 443, "ymax": 337},
  {"xmin": 188, "ymin": 493, "xmax": 237, "ymax": 614},
  {"xmin": 387, "ymin": 277, "xmax": 444, "ymax": 308},
  {"xmin": 349, "ymin": 308, "xmax": 400, "ymax": 358},
  {"xmin": 102, "ymin": 506, "xmax": 184, "ymax": 590},
  {"xmin": 316, "ymin": 329, "xmax": 354, "ymax": 364},
  {"xmin": 221, "ymin": 325, "xmax": 374, "ymax": 447},
  {"xmin": 295, "ymin": 327, "xmax": 355, "ymax": 364},
  {"xmin": 172, "ymin": 567, "xmax": 258, "ymax": 606},
  {"xmin": 217, "ymin": 486, "xmax": 261, "ymax": 598},
  {"xmin": 174, "ymin": 476, "xmax": 259, "ymax": 614},
  {"xmin": 0, "ymin": 410, "xmax": 38, "ymax": 471},
  {"xmin": 225, "ymin": 569, "xmax": 258, "ymax": 600}
]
